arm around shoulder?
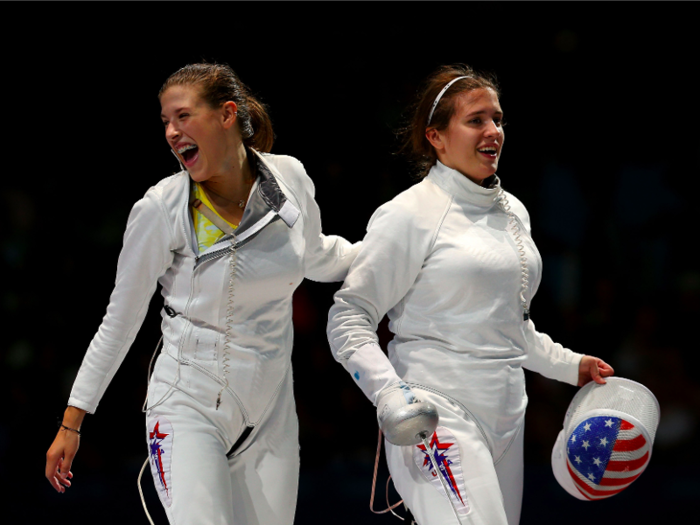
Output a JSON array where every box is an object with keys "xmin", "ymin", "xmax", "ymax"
[{"xmin": 283, "ymin": 156, "xmax": 361, "ymax": 282}]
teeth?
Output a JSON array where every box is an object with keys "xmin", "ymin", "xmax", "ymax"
[
  {"xmin": 177, "ymin": 144, "xmax": 197, "ymax": 154},
  {"xmin": 478, "ymin": 147, "xmax": 497, "ymax": 153}
]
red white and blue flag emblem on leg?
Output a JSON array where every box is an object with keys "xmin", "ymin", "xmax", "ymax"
[
  {"xmin": 147, "ymin": 417, "xmax": 173, "ymax": 507},
  {"xmin": 413, "ymin": 427, "xmax": 470, "ymax": 516},
  {"xmin": 566, "ymin": 416, "xmax": 650, "ymax": 500}
]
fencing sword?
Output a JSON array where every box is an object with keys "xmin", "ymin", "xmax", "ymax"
[{"xmin": 380, "ymin": 400, "xmax": 463, "ymax": 524}]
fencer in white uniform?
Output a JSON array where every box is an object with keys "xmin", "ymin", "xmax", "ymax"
[
  {"xmin": 45, "ymin": 63, "xmax": 360, "ymax": 525},
  {"xmin": 327, "ymin": 67, "xmax": 612, "ymax": 525}
]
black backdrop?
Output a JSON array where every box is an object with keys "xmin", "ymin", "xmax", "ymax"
[{"xmin": 2, "ymin": 2, "xmax": 698, "ymax": 524}]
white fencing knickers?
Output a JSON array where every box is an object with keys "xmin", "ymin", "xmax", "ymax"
[
  {"xmin": 144, "ymin": 353, "xmax": 300, "ymax": 525},
  {"xmin": 384, "ymin": 387, "xmax": 524, "ymax": 525}
]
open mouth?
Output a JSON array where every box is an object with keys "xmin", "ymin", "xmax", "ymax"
[
  {"xmin": 177, "ymin": 144, "xmax": 199, "ymax": 166},
  {"xmin": 477, "ymin": 146, "xmax": 498, "ymax": 157}
]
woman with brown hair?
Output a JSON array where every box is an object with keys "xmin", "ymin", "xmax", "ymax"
[
  {"xmin": 45, "ymin": 62, "xmax": 360, "ymax": 524},
  {"xmin": 327, "ymin": 64, "xmax": 613, "ymax": 525}
]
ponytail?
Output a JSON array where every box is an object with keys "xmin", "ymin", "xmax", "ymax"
[{"xmin": 244, "ymin": 95, "xmax": 274, "ymax": 153}]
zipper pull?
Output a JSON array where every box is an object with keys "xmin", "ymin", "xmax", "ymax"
[{"xmin": 164, "ymin": 305, "xmax": 179, "ymax": 318}]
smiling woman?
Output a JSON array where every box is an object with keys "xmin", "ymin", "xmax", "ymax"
[
  {"xmin": 44, "ymin": 62, "xmax": 361, "ymax": 525},
  {"xmin": 326, "ymin": 64, "xmax": 614, "ymax": 525}
]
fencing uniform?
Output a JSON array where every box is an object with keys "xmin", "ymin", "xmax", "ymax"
[
  {"xmin": 327, "ymin": 160, "xmax": 583, "ymax": 525},
  {"xmin": 68, "ymin": 150, "xmax": 360, "ymax": 525}
]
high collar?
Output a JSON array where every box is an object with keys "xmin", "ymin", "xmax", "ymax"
[
  {"xmin": 184, "ymin": 149, "xmax": 301, "ymax": 259},
  {"xmin": 427, "ymin": 160, "xmax": 501, "ymax": 208},
  {"xmin": 249, "ymin": 149, "xmax": 300, "ymax": 227}
]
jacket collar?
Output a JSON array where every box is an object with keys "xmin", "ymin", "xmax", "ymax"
[
  {"xmin": 247, "ymin": 149, "xmax": 300, "ymax": 228},
  {"xmin": 427, "ymin": 160, "xmax": 501, "ymax": 208},
  {"xmin": 185, "ymin": 149, "xmax": 301, "ymax": 259}
]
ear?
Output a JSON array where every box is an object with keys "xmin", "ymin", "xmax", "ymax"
[
  {"xmin": 425, "ymin": 127, "xmax": 445, "ymax": 152},
  {"xmin": 221, "ymin": 101, "xmax": 238, "ymax": 129}
]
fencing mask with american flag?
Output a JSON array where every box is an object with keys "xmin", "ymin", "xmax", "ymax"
[{"xmin": 551, "ymin": 377, "xmax": 659, "ymax": 501}]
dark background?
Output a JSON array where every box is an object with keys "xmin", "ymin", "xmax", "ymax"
[{"xmin": 2, "ymin": 2, "xmax": 698, "ymax": 523}]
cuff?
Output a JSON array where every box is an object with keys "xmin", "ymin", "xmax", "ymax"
[{"xmin": 345, "ymin": 342, "xmax": 402, "ymax": 406}]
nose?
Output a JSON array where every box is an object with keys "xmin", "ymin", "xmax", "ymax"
[
  {"xmin": 484, "ymin": 119, "xmax": 502, "ymax": 138},
  {"xmin": 165, "ymin": 121, "xmax": 180, "ymax": 143}
]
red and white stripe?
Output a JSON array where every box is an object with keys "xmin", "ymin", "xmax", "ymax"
[{"xmin": 567, "ymin": 420, "xmax": 650, "ymax": 500}]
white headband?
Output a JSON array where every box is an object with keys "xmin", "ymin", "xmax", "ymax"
[{"xmin": 426, "ymin": 75, "xmax": 470, "ymax": 126}]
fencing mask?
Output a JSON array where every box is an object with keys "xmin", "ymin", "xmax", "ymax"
[{"xmin": 551, "ymin": 377, "xmax": 659, "ymax": 501}]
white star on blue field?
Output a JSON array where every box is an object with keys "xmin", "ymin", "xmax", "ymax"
[{"xmin": 566, "ymin": 416, "xmax": 621, "ymax": 485}]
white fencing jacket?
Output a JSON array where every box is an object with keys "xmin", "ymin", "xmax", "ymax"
[
  {"xmin": 69, "ymin": 151, "xmax": 360, "ymax": 424},
  {"xmin": 327, "ymin": 160, "xmax": 582, "ymax": 445}
]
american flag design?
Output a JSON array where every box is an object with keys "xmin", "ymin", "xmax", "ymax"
[
  {"xmin": 566, "ymin": 415, "xmax": 650, "ymax": 500},
  {"xmin": 147, "ymin": 417, "xmax": 174, "ymax": 507},
  {"xmin": 413, "ymin": 426, "xmax": 470, "ymax": 516}
]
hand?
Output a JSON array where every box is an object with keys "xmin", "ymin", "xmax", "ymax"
[
  {"xmin": 376, "ymin": 382, "xmax": 439, "ymax": 446},
  {"xmin": 45, "ymin": 407, "xmax": 85, "ymax": 493},
  {"xmin": 376, "ymin": 381, "xmax": 419, "ymax": 427},
  {"xmin": 45, "ymin": 428, "xmax": 80, "ymax": 493},
  {"xmin": 578, "ymin": 355, "xmax": 615, "ymax": 387}
]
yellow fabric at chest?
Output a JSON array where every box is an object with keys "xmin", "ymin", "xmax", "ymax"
[{"xmin": 191, "ymin": 182, "xmax": 237, "ymax": 253}]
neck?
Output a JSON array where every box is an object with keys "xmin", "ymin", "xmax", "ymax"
[{"xmin": 201, "ymin": 142, "xmax": 254, "ymax": 204}]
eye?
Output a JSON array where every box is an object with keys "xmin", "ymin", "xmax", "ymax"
[
  {"xmin": 469, "ymin": 117, "xmax": 482, "ymax": 125},
  {"xmin": 162, "ymin": 120, "xmax": 169, "ymax": 128},
  {"xmin": 494, "ymin": 117, "xmax": 506, "ymax": 127},
  {"xmin": 178, "ymin": 113, "xmax": 189, "ymax": 120}
]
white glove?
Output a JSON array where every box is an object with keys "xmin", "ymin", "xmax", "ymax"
[
  {"xmin": 377, "ymin": 381, "xmax": 419, "ymax": 427},
  {"xmin": 376, "ymin": 382, "xmax": 439, "ymax": 446}
]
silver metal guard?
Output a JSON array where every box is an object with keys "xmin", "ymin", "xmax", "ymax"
[{"xmin": 381, "ymin": 401, "xmax": 440, "ymax": 446}]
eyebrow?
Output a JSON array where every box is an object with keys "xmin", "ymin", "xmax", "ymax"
[
  {"xmin": 465, "ymin": 109, "xmax": 503, "ymax": 118},
  {"xmin": 160, "ymin": 107, "xmax": 190, "ymax": 119}
]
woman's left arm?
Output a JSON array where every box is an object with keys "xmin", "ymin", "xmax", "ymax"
[
  {"xmin": 511, "ymin": 198, "xmax": 614, "ymax": 387},
  {"xmin": 522, "ymin": 321, "xmax": 614, "ymax": 386},
  {"xmin": 295, "ymin": 163, "xmax": 361, "ymax": 282}
]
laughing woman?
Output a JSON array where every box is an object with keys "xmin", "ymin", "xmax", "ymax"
[
  {"xmin": 327, "ymin": 64, "xmax": 613, "ymax": 525},
  {"xmin": 45, "ymin": 63, "xmax": 360, "ymax": 525}
]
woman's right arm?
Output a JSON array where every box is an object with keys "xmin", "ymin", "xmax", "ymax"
[
  {"xmin": 68, "ymin": 192, "xmax": 175, "ymax": 413},
  {"xmin": 327, "ymin": 192, "xmax": 441, "ymax": 405},
  {"xmin": 44, "ymin": 190, "xmax": 175, "ymax": 492}
]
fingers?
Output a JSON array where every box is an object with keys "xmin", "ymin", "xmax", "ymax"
[
  {"xmin": 60, "ymin": 451, "xmax": 76, "ymax": 482},
  {"xmin": 46, "ymin": 431, "xmax": 80, "ymax": 493},
  {"xmin": 593, "ymin": 358, "xmax": 616, "ymax": 384},
  {"xmin": 598, "ymin": 360, "xmax": 615, "ymax": 377},
  {"xmin": 578, "ymin": 356, "xmax": 615, "ymax": 386},
  {"xmin": 45, "ymin": 451, "xmax": 66, "ymax": 493},
  {"xmin": 591, "ymin": 361, "xmax": 606, "ymax": 384},
  {"xmin": 579, "ymin": 357, "xmax": 615, "ymax": 386}
]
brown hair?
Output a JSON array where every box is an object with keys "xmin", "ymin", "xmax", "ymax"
[
  {"xmin": 159, "ymin": 63, "xmax": 274, "ymax": 153},
  {"xmin": 399, "ymin": 64, "xmax": 500, "ymax": 178}
]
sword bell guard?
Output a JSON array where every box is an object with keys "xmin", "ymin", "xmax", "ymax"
[{"xmin": 381, "ymin": 401, "xmax": 439, "ymax": 446}]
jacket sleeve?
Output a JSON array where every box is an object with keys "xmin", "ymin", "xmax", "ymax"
[
  {"xmin": 522, "ymin": 321, "xmax": 583, "ymax": 385},
  {"xmin": 327, "ymin": 193, "xmax": 445, "ymax": 404},
  {"xmin": 507, "ymin": 194, "xmax": 583, "ymax": 385},
  {"xmin": 298, "ymin": 163, "xmax": 361, "ymax": 283},
  {"xmin": 67, "ymin": 192, "xmax": 175, "ymax": 413}
]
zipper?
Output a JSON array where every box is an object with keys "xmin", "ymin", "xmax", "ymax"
[
  {"xmin": 195, "ymin": 241, "xmax": 236, "ymax": 268},
  {"xmin": 407, "ymin": 382, "xmax": 494, "ymax": 457},
  {"xmin": 497, "ymin": 191, "xmax": 532, "ymax": 321},
  {"xmin": 184, "ymin": 357, "xmax": 251, "ymax": 422}
]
